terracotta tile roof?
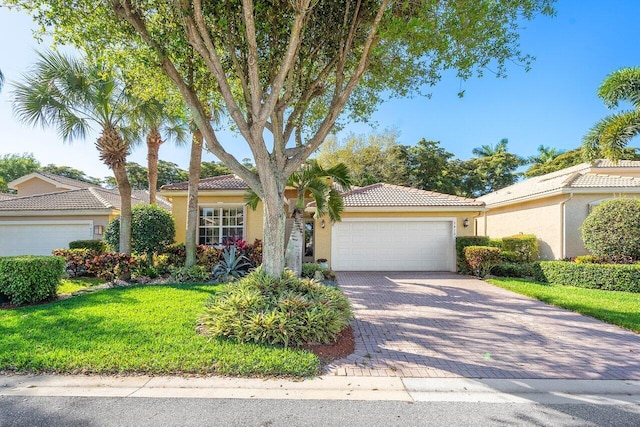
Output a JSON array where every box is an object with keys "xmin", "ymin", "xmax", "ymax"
[
  {"xmin": 32, "ymin": 171, "xmax": 96, "ymax": 189},
  {"xmin": 0, "ymin": 193, "xmax": 17, "ymax": 201},
  {"xmin": 337, "ymin": 183, "xmax": 484, "ymax": 208},
  {"xmin": 160, "ymin": 174, "xmax": 248, "ymax": 191},
  {"xmin": 479, "ymin": 160, "xmax": 640, "ymax": 206},
  {"xmin": 0, "ymin": 187, "xmax": 171, "ymax": 212}
]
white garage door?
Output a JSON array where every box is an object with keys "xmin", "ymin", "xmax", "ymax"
[
  {"xmin": 0, "ymin": 221, "xmax": 93, "ymax": 256},
  {"xmin": 331, "ymin": 219, "xmax": 455, "ymax": 271}
]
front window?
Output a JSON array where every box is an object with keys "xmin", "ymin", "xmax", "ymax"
[{"xmin": 199, "ymin": 206, "xmax": 244, "ymax": 245}]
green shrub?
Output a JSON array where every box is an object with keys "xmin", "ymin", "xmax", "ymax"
[
  {"xmin": 302, "ymin": 263, "xmax": 326, "ymax": 279},
  {"xmin": 212, "ymin": 246, "xmax": 252, "ymax": 282},
  {"xmin": 491, "ymin": 262, "xmax": 537, "ymax": 279},
  {"xmin": 574, "ymin": 255, "xmax": 598, "ymax": 264},
  {"xmin": 464, "ymin": 246, "xmax": 501, "ymax": 278},
  {"xmin": 105, "ymin": 204, "xmax": 176, "ymax": 255},
  {"xmin": 456, "ymin": 236, "xmax": 492, "ymax": 272},
  {"xmin": 488, "ymin": 238, "xmax": 504, "ymax": 250},
  {"xmin": 200, "ymin": 268, "xmax": 352, "ymax": 348},
  {"xmin": 69, "ymin": 239, "xmax": 106, "ymax": 253},
  {"xmin": 500, "ymin": 251, "xmax": 520, "ymax": 263},
  {"xmin": 0, "ymin": 256, "xmax": 65, "ymax": 305},
  {"xmin": 581, "ymin": 198, "xmax": 640, "ymax": 260},
  {"xmin": 536, "ymin": 261, "xmax": 640, "ymax": 293},
  {"xmin": 501, "ymin": 234, "xmax": 539, "ymax": 262},
  {"xmin": 171, "ymin": 265, "xmax": 211, "ymax": 283},
  {"xmin": 52, "ymin": 248, "xmax": 97, "ymax": 277}
]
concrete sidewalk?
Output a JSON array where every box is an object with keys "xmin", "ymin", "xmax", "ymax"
[{"xmin": 2, "ymin": 374, "xmax": 640, "ymax": 405}]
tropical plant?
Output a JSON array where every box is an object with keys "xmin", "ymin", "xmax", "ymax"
[
  {"xmin": 529, "ymin": 145, "xmax": 565, "ymax": 164},
  {"xmin": 247, "ymin": 160, "xmax": 351, "ymax": 276},
  {"xmin": 11, "ymin": 50, "xmax": 137, "ymax": 254},
  {"xmin": 212, "ymin": 246, "xmax": 252, "ymax": 282},
  {"xmin": 472, "ymin": 138, "xmax": 510, "ymax": 157},
  {"xmin": 0, "ymin": 68, "xmax": 4, "ymax": 92},
  {"xmin": 583, "ymin": 67, "xmax": 640, "ymax": 161}
]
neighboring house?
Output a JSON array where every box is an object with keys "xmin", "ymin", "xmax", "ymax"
[
  {"xmin": 477, "ymin": 160, "xmax": 640, "ymax": 260},
  {"xmin": 0, "ymin": 172, "xmax": 171, "ymax": 256},
  {"xmin": 160, "ymin": 175, "xmax": 486, "ymax": 271}
]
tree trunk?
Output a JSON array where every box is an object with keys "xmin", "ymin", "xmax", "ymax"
[
  {"xmin": 185, "ymin": 129, "xmax": 203, "ymax": 268},
  {"xmin": 146, "ymin": 127, "xmax": 163, "ymax": 205},
  {"xmin": 112, "ymin": 162, "xmax": 132, "ymax": 255},
  {"xmin": 259, "ymin": 171, "xmax": 287, "ymax": 276},
  {"xmin": 284, "ymin": 208, "xmax": 304, "ymax": 276}
]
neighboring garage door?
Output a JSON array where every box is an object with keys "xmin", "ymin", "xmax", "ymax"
[
  {"xmin": 0, "ymin": 221, "xmax": 93, "ymax": 256},
  {"xmin": 331, "ymin": 219, "xmax": 455, "ymax": 271}
]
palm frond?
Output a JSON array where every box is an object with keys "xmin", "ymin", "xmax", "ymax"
[
  {"xmin": 245, "ymin": 188, "xmax": 262, "ymax": 211},
  {"xmin": 582, "ymin": 112, "xmax": 640, "ymax": 162},
  {"xmin": 597, "ymin": 67, "xmax": 640, "ymax": 110}
]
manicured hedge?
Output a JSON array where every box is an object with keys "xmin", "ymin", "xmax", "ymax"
[
  {"xmin": 501, "ymin": 234, "xmax": 539, "ymax": 262},
  {"xmin": 491, "ymin": 262, "xmax": 538, "ymax": 279},
  {"xmin": 536, "ymin": 261, "xmax": 640, "ymax": 293},
  {"xmin": 69, "ymin": 239, "xmax": 106, "ymax": 253},
  {"xmin": 0, "ymin": 256, "xmax": 65, "ymax": 305},
  {"xmin": 464, "ymin": 246, "xmax": 501, "ymax": 278},
  {"xmin": 456, "ymin": 236, "xmax": 491, "ymax": 272}
]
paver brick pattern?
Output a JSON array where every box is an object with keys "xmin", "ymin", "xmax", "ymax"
[{"xmin": 326, "ymin": 272, "xmax": 640, "ymax": 379}]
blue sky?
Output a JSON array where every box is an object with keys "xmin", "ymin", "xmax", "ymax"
[{"xmin": 1, "ymin": 1, "xmax": 639, "ymax": 180}]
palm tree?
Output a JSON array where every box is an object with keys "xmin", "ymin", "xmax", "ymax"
[
  {"xmin": 529, "ymin": 145, "xmax": 564, "ymax": 164},
  {"xmin": 247, "ymin": 160, "xmax": 351, "ymax": 276},
  {"xmin": 472, "ymin": 138, "xmax": 509, "ymax": 157},
  {"xmin": 136, "ymin": 99, "xmax": 188, "ymax": 204},
  {"xmin": 583, "ymin": 67, "xmax": 640, "ymax": 161},
  {"xmin": 12, "ymin": 50, "xmax": 137, "ymax": 254},
  {"xmin": 0, "ymin": 68, "xmax": 4, "ymax": 92}
]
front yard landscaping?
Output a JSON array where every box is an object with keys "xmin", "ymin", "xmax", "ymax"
[
  {"xmin": 488, "ymin": 278, "xmax": 640, "ymax": 333},
  {"xmin": 0, "ymin": 282, "xmax": 320, "ymax": 377}
]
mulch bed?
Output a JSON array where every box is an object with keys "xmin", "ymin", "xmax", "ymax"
[{"xmin": 301, "ymin": 325, "xmax": 355, "ymax": 363}]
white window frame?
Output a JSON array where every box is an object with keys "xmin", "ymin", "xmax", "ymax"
[{"xmin": 198, "ymin": 205, "xmax": 246, "ymax": 246}]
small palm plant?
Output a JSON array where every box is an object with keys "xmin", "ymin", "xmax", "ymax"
[{"xmin": 212, "ymin": 246, "xmax": 252, "ymax": 283}]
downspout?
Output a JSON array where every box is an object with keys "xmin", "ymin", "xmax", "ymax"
[{"xmin": 560, "ymin": 193, "xmax": 573, "ymax": 259}]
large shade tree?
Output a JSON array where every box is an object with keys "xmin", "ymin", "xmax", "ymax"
[
  {"xmin": 583, "ymin": 67, "xmax": 640, "ymax": 161},
  {"xmin": 11, "ymin": 50, "xmax": 137, "ymax": 253},
  {"xmin": 9, "ymin": 0, "xmax": 556, "ymax": 275}
]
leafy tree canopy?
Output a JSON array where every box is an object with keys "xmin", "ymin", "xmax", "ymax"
[
  {"xmin": 104, "ymin": 161, "xmax": 189, "ymax": 190},
  {"xmin": 0, "ymin": 153, "xmax": 40, "ymax": 191},
  {"xmin": 39, "ymin": 164, "xmax": 101, "ymax": 185},
  {"xmin": 6, "ymin": 0, "xmax": 556, "ymax": 274}
]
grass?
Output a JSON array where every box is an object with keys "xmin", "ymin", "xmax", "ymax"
[
  {"xmin": 58, "ymin": 277, "xmax": 105, "ymax": 294},
  {"xmin": 487, "ymin": 278, "xmax": 640, "ymax": 333},
  {"xmin": 0, "ymin": 283, "xmax": 319, "ymax": 377}
]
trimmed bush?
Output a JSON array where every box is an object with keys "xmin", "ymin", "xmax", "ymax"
[
  {"xmin": 105, "ymin": 204, "xmax": 176, "ymax": 255},
  {"xmin": 500, "ymin": 251, "xmax": 521, "ymax": 263},
  {"xmin": 456, "ymin": 236, "xmax": 492, "ymax": 272},
  {"xmin": 581, "ymin": 198, "xmax": 640, "ymax": 260},
  {"xmin": 536, "ymin": 261, "xmax": 640, "ymax": 293},
  {"xmin": 501, "ymin": 234, "xmax": 539, "ymax": 262},
  {"xmin": 0, "ymin": 256, "xmax": 65, "ymax": 305},
  {"xmin": 464, "ymin": 246, "xmax": 501, "ymax": 278},
  {"xmin": 200, "ymin": 268, "xmax": 352, "ymax": 348},
  {"xmin": 69, "ymin": 239, "xmax": 106, "ymax": 253},
  {"xmin": 491, "ymin": 262, "xmax": 538, "ymax": 279}
]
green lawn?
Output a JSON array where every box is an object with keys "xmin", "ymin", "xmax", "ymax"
[
  {"xmin": 487, "ymin": 278, "xmax": 640, "ymax": 333},
  {"xmin": 58, "ymin": 277, "xmax": 105, "ymax": 294},
  {"xmin": 0, "ymin": 283, "xmax": 319, "ymax": 377}
]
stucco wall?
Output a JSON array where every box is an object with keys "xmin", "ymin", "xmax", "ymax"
[
  {"xmin": 482, "ymin": 195, "xmax": 565, "ymax": 260},
  {"xmin": 14, "ymin": 179, "xmax": 68, "ymax": 197}
]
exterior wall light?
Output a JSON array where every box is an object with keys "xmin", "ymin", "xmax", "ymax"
[
  {"xmin": 321, "ymin": 219, "xmax": 326, "ymax": 229},
  {"xmin": 463, "ymin": 218, "xmax": 469, "ymax": 228}
]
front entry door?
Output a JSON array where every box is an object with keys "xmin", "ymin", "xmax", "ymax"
[{"xmin": 303, "ymin": 219, "xmax": 315, "ymax": 263}]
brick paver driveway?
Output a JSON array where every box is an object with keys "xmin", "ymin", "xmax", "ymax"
[{"xmin": 327, "ymin": 272, "xmax": 640, "ymax": 379}]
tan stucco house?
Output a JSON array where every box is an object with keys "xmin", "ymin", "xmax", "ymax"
[
  {"xmin": 477, "ymin": 160, "xmax": 640, "ymax": 260},
  {"xmin": 0, "ymin": 172, "xmax": 170, "ymax": 256},
  {"xmin": 160, "ymin": 175, "xmax": 486, "ymax": 271}
]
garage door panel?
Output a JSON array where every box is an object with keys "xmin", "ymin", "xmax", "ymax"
[
  {"xmin": 331, "ymin": 220, "xmax": 454, "ymax": 271},
  {"xmin": 0, "ymin": 222, "xmax": 93, "ymax": 256}
]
